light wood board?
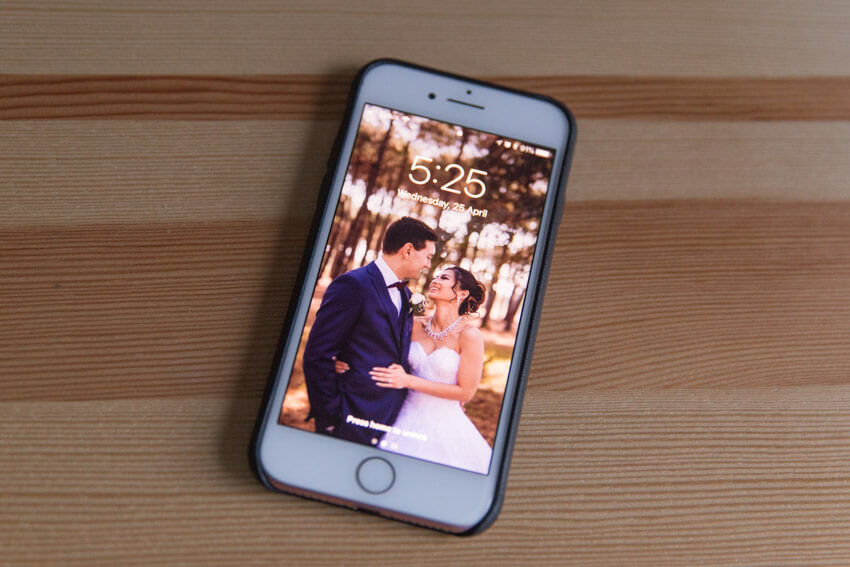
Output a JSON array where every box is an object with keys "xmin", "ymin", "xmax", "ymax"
[{"xmin": 2, "ymin": 1, "xmax": 850, "ymax": 565}]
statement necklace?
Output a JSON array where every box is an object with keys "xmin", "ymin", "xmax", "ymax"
[{"xmin": 424, "ymin": 316, "xmax": 463, "ymax": 344}]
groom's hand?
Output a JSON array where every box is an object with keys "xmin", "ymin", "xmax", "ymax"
[{"xmin": 333, "ymin": 357, "xmax": 350, "ymax": 374}]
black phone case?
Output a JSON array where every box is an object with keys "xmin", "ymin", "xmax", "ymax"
[{"xmin": 250, "ymin": 58, "xmax": 577, "ymax": 536}]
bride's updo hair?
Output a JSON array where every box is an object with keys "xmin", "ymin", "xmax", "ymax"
[{"xmin": 447, "ymin": 266, "xmax": 486, "ymax": 316}]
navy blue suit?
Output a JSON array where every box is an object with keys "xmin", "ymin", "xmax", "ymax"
[{"xmin": 303, "ymin": 262, "xmax": 412, "ymax": 445}]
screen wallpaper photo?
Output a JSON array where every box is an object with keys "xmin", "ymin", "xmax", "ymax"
[{"xmin": 279, "ymin": 104, "xmax": 555, "ymax": 474}]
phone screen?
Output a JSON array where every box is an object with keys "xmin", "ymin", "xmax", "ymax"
[{"xmin": 279, "ymin": 103, "xmax": 556, "ymax": 475}]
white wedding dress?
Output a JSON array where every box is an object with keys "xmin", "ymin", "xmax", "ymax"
[{"xmin": 381, "ymin": 341, "xmax": 493, "ymax": 474}]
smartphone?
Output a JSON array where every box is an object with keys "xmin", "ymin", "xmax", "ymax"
[{"xmin": 252, "ymin": 59, "xmax": 576, "ymax": 534}]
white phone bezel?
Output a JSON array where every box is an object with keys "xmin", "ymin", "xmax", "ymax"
[{"xmin": 256, "ymin": 61, "xmax": 572, "ymax": 532}]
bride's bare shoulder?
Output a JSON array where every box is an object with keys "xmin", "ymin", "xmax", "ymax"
[
  {"xmin": 459, "ymin": 323, "xmax": 483, "ymax": 342},
  {"xmin": 412, "ymin": 316, "xmax": 430, "ymax": 332}
]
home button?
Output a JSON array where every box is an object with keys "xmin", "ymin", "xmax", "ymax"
[{"xmin": 356, "ymin": 457, "xmax": 395, "ymax": 494}]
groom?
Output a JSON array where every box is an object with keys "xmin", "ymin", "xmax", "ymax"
[{"xmin": 303, "ymin": 217, "xmax": 438, "ymax": 445}]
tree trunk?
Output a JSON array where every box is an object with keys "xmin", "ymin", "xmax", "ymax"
[
  {"xmin": 480, "ymin": 243, "xmax": 511, "ymax": 326},
  {"xmin": 502, "ymin": 278, "xmax": 525, "ymax": 331},
  {"xmin": 330, "ymin": 119, "xmax": 394, "ymax": 278}
]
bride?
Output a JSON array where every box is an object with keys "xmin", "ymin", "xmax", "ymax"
[{"xmin": 339, "ymin": 266, "xmax": 493, "ymax": 474}]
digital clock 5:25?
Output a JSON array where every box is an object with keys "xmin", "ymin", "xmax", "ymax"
[{"xmin": 408, "ymin": 155, "xmax": 488, "ymax": 199}]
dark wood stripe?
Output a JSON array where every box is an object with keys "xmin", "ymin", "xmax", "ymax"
[
  {"xmin": 3, "ymin": 75, "xmax": 850, "ymax": 120},
  {"xmin": 2, "ymin": 200, "xmax": 849, "ymax": 400}
]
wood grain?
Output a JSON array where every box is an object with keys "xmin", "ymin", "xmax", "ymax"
[
  {"xmin": 3, "ymin": 1, "xmax": 850, "ymax": 76},
  {"xmin": 3, "ymin": 1, "xmax": 850, "ymax": 564},
  {"xmin": 3, "ymin": 119, "xmax": 850, "ymax": 231},
  {"xmin": 4, "ymin": 75, "xmax": 850, "ymax": 120},
  {"xmin": 2, "ymin": 391, "xmax": 850, "ymax": 565},
  {"xmin": 3, "ymin": 201, "xmax": 849, "ymax": 401}
]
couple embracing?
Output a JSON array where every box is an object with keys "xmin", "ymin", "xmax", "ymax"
[{"xmin": 303, "ymin": 217, "xmax": 492, "ymax": 473}]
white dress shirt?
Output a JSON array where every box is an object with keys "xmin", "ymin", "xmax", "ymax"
[{"xmin": 374, "ymin": 255, "xmax": 403, "ymax": 315}]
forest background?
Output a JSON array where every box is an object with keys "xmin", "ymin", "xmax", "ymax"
[{"xmin": 280, "ymin": 104, "xmax": 554, "ymax": 446}]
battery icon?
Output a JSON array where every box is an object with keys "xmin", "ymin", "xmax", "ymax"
[{"xmin": 535, "ymin": 148, "xmax": 553, "ymax": 158}]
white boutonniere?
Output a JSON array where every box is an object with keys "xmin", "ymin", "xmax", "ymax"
[{"xmin": 409, "ymin": 293, "xmax": 426, "ymax": 316}]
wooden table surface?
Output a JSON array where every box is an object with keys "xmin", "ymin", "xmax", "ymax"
[{"xmin": 3, "ymin": 2, "xmax": 850, "ymax": 565}]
